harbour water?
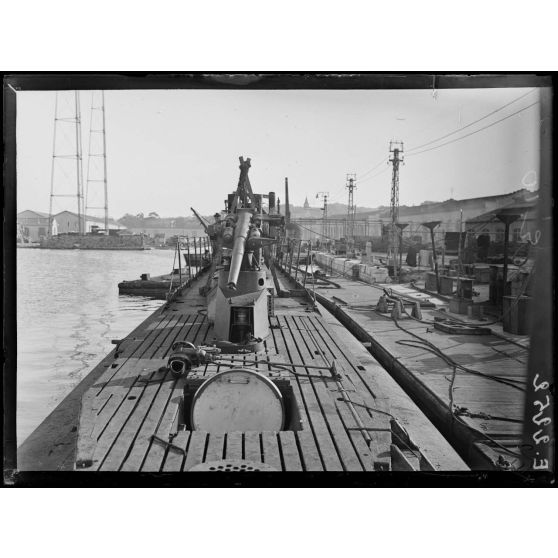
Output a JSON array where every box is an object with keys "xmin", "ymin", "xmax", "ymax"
[{"xmin": 16, "ymin": 248, "xmax": 181, "ymax": 445}]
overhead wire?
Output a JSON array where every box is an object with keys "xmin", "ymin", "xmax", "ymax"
[
  {"xmin": 357, "ymin": 165, "xmax": 390, "ymax": 185},
  {"xmin": 357, "ymin": 156, "xmax": 389, "ymax": 179},
  {"xmin": 406, "ymin": 88, "xmax": 538, "ymax": 154},
  {"xmin": 406, "ymin": 100, "xmax": 540, "ymax": 158}
]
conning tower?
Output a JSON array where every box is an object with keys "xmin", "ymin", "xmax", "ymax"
[{"xmin": 203, "ymin": 157, "xmax": 284, "ymax": 349}]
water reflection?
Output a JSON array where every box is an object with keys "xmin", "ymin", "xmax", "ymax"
[{"xmin": 17, "ymin": 248, "xmax": 175, "ymax": 444}]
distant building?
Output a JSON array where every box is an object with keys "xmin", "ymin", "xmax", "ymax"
[
  {"xmin": 122, "ymin": 225, "xmax": 206, "ymax": 240},
  {"xmin": 17, "ymin": 210, "xmax": 125, "ymax": 240},
  {"xmin": 17, "ymin": 210, "xmax": 50, "ymax": 242},
  {"xmin": 465, "ymin": 191, "xmax": 538, "ymax": 243},
  {"xmin": 291, "ymin": 188, "xmax": 539, "ymax": 244},
  {"xmin": 52, "ymin": 211, "xmax": 124, "ymax": 234},
  {"xmin": 117, "ymin": 216, "xmax": 206, "ymax": 241},
  {"xmin": 303, "ymin": 196, "xmax": 310, "ymax": 209},
  {"xmin": 355, "ymin": 188, "xmax": 537, "ymax": 244}
]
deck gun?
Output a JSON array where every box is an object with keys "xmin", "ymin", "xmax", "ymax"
[{"xmin": 202, "ymin": 156, "xmax": 284, "ymax": 348}]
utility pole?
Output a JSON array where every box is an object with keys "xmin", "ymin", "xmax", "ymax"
[
  {"xmin": 48, "ymin": 91, "xmax": 85, "ymax": 236},
  {"xmin": 316, "ymin": 191, "xmax": 329, "ymax": 240},
  {"xmin": 388, "ymin": 141, "xmax": 404, "ymax": 276},
  {"xmin": 346, "ymin": 173, "xmax": 357, "ymax": 247},
  {"xmin": 85, "ymin": 90, "xmax": 109, "ymax": 232}
]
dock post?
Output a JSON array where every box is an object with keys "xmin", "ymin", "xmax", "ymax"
[
  {"xmin": 201, "ymin": 236, "xmax": 206, "ymax": 268},
  {"xmin": 294, "ymin": 239, "xmax": 302, "ymax": 284},
  {"xmin": 303, "ymin": 240, "xmax": 311, "ymax": 288},
  {"xmin": 193, "ymin": 237, "xmax": 198, "ymax": 278},
  {"xmin": 396, "ymin": 223, "xmax": 409, "ymax": 284},
  {"xmin": 186, "ymin": 237, "xmax": 192, "ymax": 280},
  {"xmin": 288, "ymin": 240, "xmax": 293, "ymax": 276},
  {"xmin": 178, "ymin": 237, "xmax": 182, "ymax": 286},
  {"xmin": 496, "ymin": 213, "xmax": 521, "ymax": 305},
  {"xmin": 422, "ymin": 221, "xmax": 442, "ymax": 293}
]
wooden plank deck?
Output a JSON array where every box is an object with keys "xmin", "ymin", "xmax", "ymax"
[
  {"xmin": 75, "ymin": 271, "xmax": 405, "ymax": 472},
  {"xmin": 306, "ymin": 265, "xmax": 529, "ymax": 470}
]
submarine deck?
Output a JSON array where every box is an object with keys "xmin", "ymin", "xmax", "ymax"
[
  {"xmin": 74, "ymin": 287, "xmax": 394, "ymax": 472},
  {"xmin": 69, "ymin": 268, "xmax": 466, "ymax": 473}
]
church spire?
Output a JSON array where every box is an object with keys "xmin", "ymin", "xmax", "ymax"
[{"xmin": 303, "ymin": 195, "xmax": 310, "ymax": 209}]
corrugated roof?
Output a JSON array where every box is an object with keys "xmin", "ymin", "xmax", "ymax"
[
  {"xmin": 52, "ymin": 210, "xmax": 120, "ymax": 225},
  {"xmin": 17, "ymin": 210, "xmax": 49, "ymax": 218},
  {"xmin": 466, "ymin": 194, "xmax": 538, "ymax": 223}
]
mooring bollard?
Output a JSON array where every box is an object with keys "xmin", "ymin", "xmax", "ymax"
[
  {"xmin": 376, "ymin": 295, "xmax": 388, "ymax": 313},
  {"xmin": 411, "ymin": 301, "xmax": 422, "ymax": 320},
  {"xmin": 391, "ymin": 299, "xmax": 403, "ymax": 320}
]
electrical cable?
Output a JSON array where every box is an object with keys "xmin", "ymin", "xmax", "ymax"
[
  {"xmin": 370, "ymin": 288, "xmax": 527, "ymax": 389},
  {"xmin": 406, "ymin": 89, "xmax": 537, "ymax": 154},
  {"xmin": 394, "ymin": 337, "xmax": 525, "ymax": 389},
  {"xmin": 451, "ymin": 413, "xmax": 524, "ymax": 459},
  {"xmin": 357, "ymin": 157, "xmax": 389, "ymax": 179},
  {"xmin": 357, "ymin": 165, "xmax": 390, "ymax": 185},
  {"xmin": 406, "ymin": 101, "xmax": 540, "ymax": 158}
]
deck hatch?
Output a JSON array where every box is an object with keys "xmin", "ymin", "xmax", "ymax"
[{"xmin": 181, "ymin": 368, "xmax": 301, "ymax": 433}]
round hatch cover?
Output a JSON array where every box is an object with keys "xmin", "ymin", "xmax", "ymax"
[{"xmin": 190, "ymin": 368, "xmax": 285, "ymax": 433}]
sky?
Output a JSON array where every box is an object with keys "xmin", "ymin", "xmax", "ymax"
[{"xmin": 16, "ymin": 86, "xmax": 540, "ymax": 219}]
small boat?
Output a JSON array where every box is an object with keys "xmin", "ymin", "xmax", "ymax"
[{"xmin": 118, "ymin": 269, "xmax": 189, "ymax": 299}]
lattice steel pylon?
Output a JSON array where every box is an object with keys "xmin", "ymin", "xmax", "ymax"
[
  {"xmin": 316, "ymin": 191, "xmax": 329, "ymax": 238},
  {"xmin": 346, "ymin": 173, "xmax": 357, "ymax": 242},
  {"xmin": 85, "ymin": 91, "xmax": 109, "ymax": 231},
  {"xmin": 48, "ymin": 91, "xmax": 85, "ymax": 235},
  {"xmin": 388, "ymin": 141, "xmax": 404, "ymax": 270}
]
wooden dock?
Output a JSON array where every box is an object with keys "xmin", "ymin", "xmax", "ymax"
[{"xmin": 299, "ymin": 260, "xmax": 529, "ymax": 470}]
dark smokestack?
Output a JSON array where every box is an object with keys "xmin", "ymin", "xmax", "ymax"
[{"xmin": 285, "ymin": 178, "xmax": 290, "ymax": 224}]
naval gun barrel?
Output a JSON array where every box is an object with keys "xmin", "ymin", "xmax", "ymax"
[{"xmin": 227, "ymin": 209, "xmax": 252, "ymax": 290}]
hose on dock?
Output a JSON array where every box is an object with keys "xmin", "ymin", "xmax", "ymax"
[
  {"xmin": 385, "ymin": 312, "xmax": 527, "ymax": 463},
  {"xmin": 386, "ymin": 317, "xmax": 526, "ymax": 391}
]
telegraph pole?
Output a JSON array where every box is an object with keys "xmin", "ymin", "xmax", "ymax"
[
  {"xmin": 388, "ymin": 141, "xmax": 404, "ymax": 276},
  {"xmin": 346, "ymin": 173, "xmax": 357, "ymax": 246},
  {"xmin": 316, "ymin": 191, "xmax": 329, "ymax": 239}
]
